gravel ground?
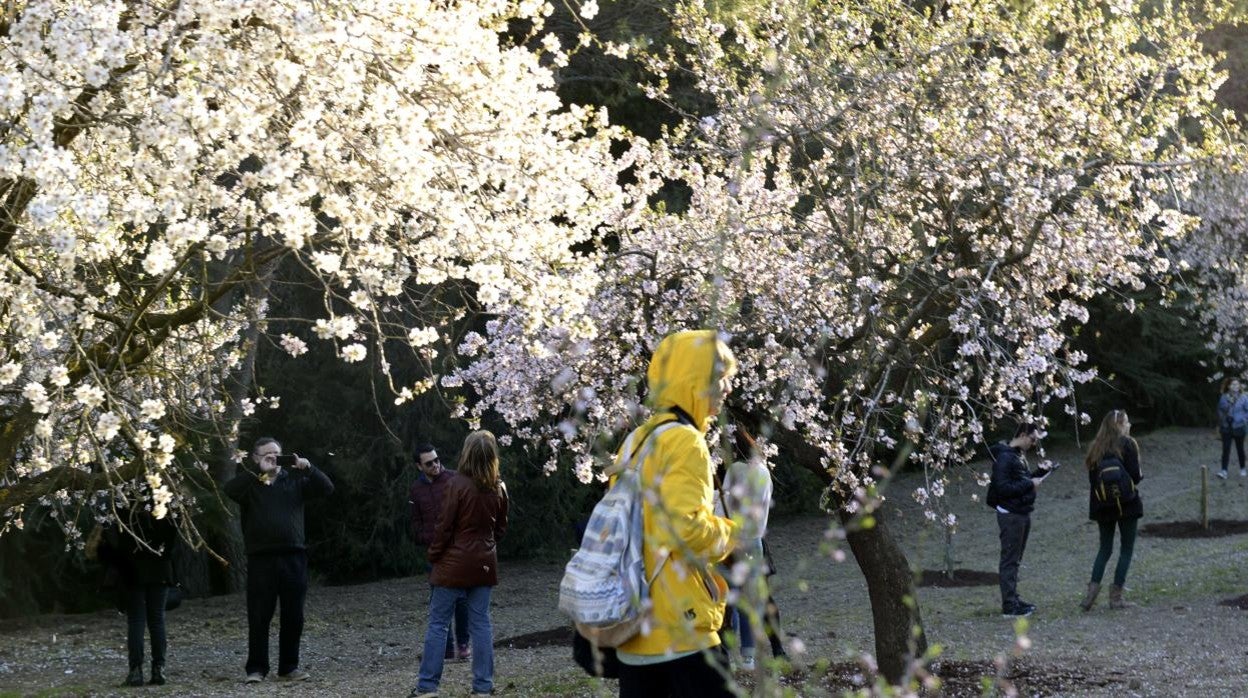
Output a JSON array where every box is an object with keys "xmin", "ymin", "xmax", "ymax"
[{"xmin": 2, "ymin": 427, "xmax": 1247, "ymax": 697}]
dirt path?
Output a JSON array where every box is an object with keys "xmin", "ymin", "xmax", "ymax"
[{"xmin": 2, "ymin": 428, "xmax": 1247, "ymax": 696}]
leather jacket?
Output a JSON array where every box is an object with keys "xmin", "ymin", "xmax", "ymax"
[{"xmin": 428, "ymin": 473, "xmax": 509, "ymax": 588}]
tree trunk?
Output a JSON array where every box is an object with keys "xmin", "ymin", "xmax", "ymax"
[
  {"xmin": 763, "ymin": 424, "xmax": 929, "ymax": 686},
  {"xmin": 178, "ymin": 259, "xmax": 277, "ymax": 596},
  {"xmin": 839, "ymin": 508, "xmax": 928, "ymax": 684}
]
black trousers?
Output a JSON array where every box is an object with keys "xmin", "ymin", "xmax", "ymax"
[
  {"xmin": 1221, "ymin": 431, "xmax": 1245, "ymax": 471},
  {"xmin": 245, "ymin": 552, "xmax": 307, "ymax": 676},
  {"xmin": 619, "ymin": 646, "xmax": 735, "ymax": 698},
  {"xmin": 124, "ymin": 585, "xmax": 168, "ymax": 669},
  {"xmin": 996, "ymin": 511, "xmax": 1031, "ymax": 609}
]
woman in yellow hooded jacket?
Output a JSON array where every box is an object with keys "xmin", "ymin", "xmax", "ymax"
[{"xmin": 616, "ymin": 330, "xmax": 741, "ymax": 697}]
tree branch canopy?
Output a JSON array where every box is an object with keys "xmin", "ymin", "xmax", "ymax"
[{"xmin": 0, "ymin": 0, "xmax": 626, "ymax": 525}]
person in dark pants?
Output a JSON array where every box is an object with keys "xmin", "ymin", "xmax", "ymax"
[
  {"xmin": 988, "ymin": 423, "xmax": 1048, "ymax": 618},
  {"xmin": 409, "ymin": 442, "xmax": 471, "ymax": 663},
  {"xmin": 1216, "ymin": 377, "xmax": 1248, "ymax": 479},
  {"xmin": 1080, "ymin": 409, "xmax": 1143, "ymax": 611},
  {"xmin": 225, "ymin": 436, "xmax": 334, "ymax": 684},
  {"xmin": 94, "ymin": 501, "xmax": 178, "ymax": 686}
]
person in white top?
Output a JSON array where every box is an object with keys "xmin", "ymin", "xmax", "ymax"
[{"xmin": 718, "ymin": 427, "xmax": 786, "ymax": 669}]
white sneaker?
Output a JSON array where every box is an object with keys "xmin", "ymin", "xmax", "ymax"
[
  {"xmin": 1240, "ymin": 468, "xmax": 1246, "ymax": 477},
  {"xmin": 1218, "ymin": 470, "xmax": 1228, "ymax": 479},
  {"xmin": 740, "ymin": 655, "xmax": 755, "ymax": 670}
]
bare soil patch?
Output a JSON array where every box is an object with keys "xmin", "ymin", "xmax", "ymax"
[
  {"xmin": 1217, "ymin": 594, "xmax": 1248, "ymax": 610},
  {"xmin": 495, "ymin": 626, "xmax": 568, "ymax": 649},
  {"xmin": 738, "ymin": 659, "xmax": 1129, "ymax": 696},
  {"xmin": 1140, "ymin": 518, "xmax": 1248, "ymax": 538},
  {"xmin": 918, "ymin": 569, "xmax": 997, "ymax": 588}
]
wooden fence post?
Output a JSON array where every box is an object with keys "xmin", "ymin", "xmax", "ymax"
[{"xmin": 1201, "ymin": 465, "xmax": 1210, "ymax": 531}]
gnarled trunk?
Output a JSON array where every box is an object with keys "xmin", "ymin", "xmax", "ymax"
[
  {"xmin": 179, "ymin": 261, "xmax": 277, "ymax": 595},
  {"xmin": 838, "ymin": 509, "xmax": 927, "ymax": 684},
  {"xmin": 768, "ymin": 425, "xmax": 928, "ymax": 685}
]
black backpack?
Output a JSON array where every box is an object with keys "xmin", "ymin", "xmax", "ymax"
[{"xmin": 1092, "ymin": 453, "xmax": 1137, "ymax": 515}]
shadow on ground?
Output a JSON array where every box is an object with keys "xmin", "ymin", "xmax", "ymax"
[
  {"xmin": 1141, "ymin": 519, "xmax": 1248, "ymax": 538},
  {"xmin": 918, "ymin": 568, "xmax": 998, "ymax": 588}
]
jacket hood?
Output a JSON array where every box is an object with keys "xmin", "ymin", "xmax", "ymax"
[{"xmin": 645, "ymin": 330, "xmax": 737, "ymax": 432}]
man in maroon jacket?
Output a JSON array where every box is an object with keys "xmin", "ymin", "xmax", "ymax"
[{"xmin": 409, "ymin": 443, "xmax": 471, "ymax": 662}]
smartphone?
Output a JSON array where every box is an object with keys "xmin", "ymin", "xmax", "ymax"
[
  {"xmin": 1040, "ymin": 461, "xmax": 1061, "ymax": 478},
  {"xmin": 276, "ymin": 454, "xmax": 297, "ymax": 467}
]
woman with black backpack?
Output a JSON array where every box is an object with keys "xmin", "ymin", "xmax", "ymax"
[{"xmin": 1080, "ymin": 409, "xmax": 1143, "ymax": 612}]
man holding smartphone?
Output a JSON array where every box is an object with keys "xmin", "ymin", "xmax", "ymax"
[
  {"xmin": 225, "ymin": 436, "xmax": 334, "ymax": 684},
  {"xmin": 987, "ymin": 423, "xmax": 1048, "ymax": 619}
]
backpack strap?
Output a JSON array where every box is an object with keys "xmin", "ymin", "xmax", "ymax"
[
  {"xmin": 604, "ymin": 411, "xmax": 693, "ymax": 478},
  {"xmin": 618, "ymin": 419, "xmax": 689, "ymax": 590}
]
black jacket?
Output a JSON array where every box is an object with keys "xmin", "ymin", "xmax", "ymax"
[
  {"xmin": 989, "ymin": 442, "xmax": 1041, "ymax": 515},
  {"xmin": 98, "ymin": 509, "xmax": 178, "ymax": 587},
  {"xmin": 224, "ymin": 466, "xmax": 334, "ymax": 555},
  {"xmin": 1087, "ymin": 437, "xmax": 1143, "ymax": 522}
]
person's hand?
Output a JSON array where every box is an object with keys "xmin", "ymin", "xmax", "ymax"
[
  {"xmin": 1031, "ymin": 477, "xmax": 1044, "ymax": 489},
  {"xmin": 294, "ymin": 455, "xmax": 311, "ymax": 470}
]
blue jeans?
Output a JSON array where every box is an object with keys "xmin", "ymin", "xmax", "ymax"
[
  {"xmin": 417, "ymin": 585, "xmax": 494, "ymax": 694},
  {"xmin": 728, "ymin": 605, "xmax": 755, "ymax": 652},
  {"xmin": 430, "ymin": 585, "xmax": 470, "ymax": 657}
]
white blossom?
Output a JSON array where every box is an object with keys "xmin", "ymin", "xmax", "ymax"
[
  {"xmin": 140, "ymin": 399, "xmax": 166, "ymax": 421},
  {"xmin": 341, "ymin": 343, "xmax": 367, "ymax": 362},
  {"xmin": 280, "ymin": 334, "xmax": 309, "ymax": 357}
]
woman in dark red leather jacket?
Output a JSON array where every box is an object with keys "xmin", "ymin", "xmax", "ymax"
[{"xmin": 411, "ymin": 430, "xmax": 509, "ymax": 698}]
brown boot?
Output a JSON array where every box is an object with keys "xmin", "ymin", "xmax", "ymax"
[
  {"xmin": 1109, "ymin": 585, "xmax": 1136, "ymax": 609},
  {"xmin": 1079, "ymin": 582, "xmax": 1101, "ymax": 612}
]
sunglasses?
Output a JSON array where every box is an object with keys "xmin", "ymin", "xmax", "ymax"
[{"xmin": 421, "ymin": 457, "xmax": 440, "ymax": 466}]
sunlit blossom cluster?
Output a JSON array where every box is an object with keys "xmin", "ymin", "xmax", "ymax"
[
  {"xmin": 0, "ymin": 0, "xmax": 624, "ymax": 535},
  {"xmin": 1180, "ymin": 163, "xmax": 1248, "ymax": 378},
  {"xmin": 455, "ymin": 0, "xmax": 1234, "ymax": 529}
]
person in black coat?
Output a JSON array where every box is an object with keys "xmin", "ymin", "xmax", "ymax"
[
  {"xmin": 225, "ymin": 436, "xmax": 333, "ymax": 684},
  {"xmin": 1079, "ymin": 409, "xmax": 1143, "ymax": 611},
  {"xmin": 987, "ymin": 423, "xmax": 1048, "ymax": 618},
  {"xmin": 95, "ymin": 499, "xmax": 178, "ymax": 686}
]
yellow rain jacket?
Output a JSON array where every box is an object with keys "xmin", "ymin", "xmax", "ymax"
[{"xmin": 618, "ymin": 330, "xmax": 739, "ymax": 656}]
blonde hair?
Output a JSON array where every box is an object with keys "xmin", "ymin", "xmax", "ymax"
[
  {"xmin": 458, "ymin": 430, "xmax": 501, "ymax": 492},
  {"xmin": 1084, "ymin": 409, "xmax": 1134, "ymax": 470}
]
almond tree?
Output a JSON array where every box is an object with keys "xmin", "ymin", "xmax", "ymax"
[
  {"xmin": 1179, "ymin": 162, "xmax": 1248, "ymax": 379},
  {"xmin": 457, "ymin": 0, "xmax": 1236, "ymax": 683},
  {"xmin": 0, "ymin": 0, "xmax": 624, "ymax": 551}
]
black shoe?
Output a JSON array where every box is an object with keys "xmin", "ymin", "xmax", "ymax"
[
  {"xmin": 1002, "ymin": 602, "xmax": 1036, "ymax": 618},
  {"xmin": 125, "ymin": 666, "xmax": 144, "ymax": 686},
  {"xmin": 149, "ymin": 662, "xmax": 166, "ymax": 686}
]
